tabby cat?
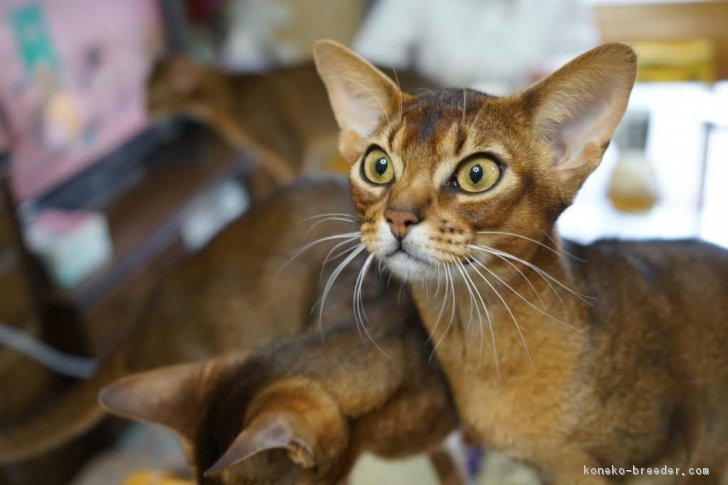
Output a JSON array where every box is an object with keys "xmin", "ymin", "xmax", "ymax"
[
  {"xmin": 100, "ymin": 289, "xmax": 458, "ymax": 484},
  {"xmin": 0, "ymin": 176, "xmax": 460, "ymax": 483},
  {"xmin": 146, "ymin": 57, "xmax": 429, "ymax": 193},
  {"xmin": 101, "ymin": 42, "xmax": 727, "ymax": 483},
  {"xmin": 309, "ymin": 41, "xmax": 728, "ymax": 484}
]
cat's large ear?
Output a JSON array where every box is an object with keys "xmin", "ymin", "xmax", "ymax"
[
  {"xmin": 520, "ymin": 43, "xmax": 637, "ymax": 201},
  {"xmin": 98, "ymin": 354, "xmax": 243, "ymax": 442},
  {"xmin": 313, "ymin": 40, "xmax": 402, "ymax": 163},
  {"xmin": 205, "ymin": 378, "xmax": 347, "ymax": 476}
]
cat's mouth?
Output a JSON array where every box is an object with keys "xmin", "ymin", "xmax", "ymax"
[
  {"xmin": 379, "ymin": 246, "xmax": 442, "ymax": 281},
  {"xmin": 385, "ymin": 248, "xmax": 434, "ymax": 267}
]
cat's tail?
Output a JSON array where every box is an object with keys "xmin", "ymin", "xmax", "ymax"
[
  {"xmin": 213, "ymin": 117, "xmax": 297, "ymax": 185},
  {"xmin": 0, "ymin": 343, "xmax": 129, "ymax": 465}
]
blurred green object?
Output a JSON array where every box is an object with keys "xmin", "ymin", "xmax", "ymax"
[{"xmin": 9, "ymin": 3, "xmax": 59, "ymax": 75}]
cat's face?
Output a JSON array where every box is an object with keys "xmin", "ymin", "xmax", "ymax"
[
  {"xmin": 349, "ymin": 89, "xmax": 558, "ymax": 281},
  {"xmin": 314, "ymin": 41, "xmax": 636, "ymax": 283}
]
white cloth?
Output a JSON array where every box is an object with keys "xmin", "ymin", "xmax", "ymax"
[{"xmin": 354, "ymin": 0, "xmax": 599, "ymax": 94}]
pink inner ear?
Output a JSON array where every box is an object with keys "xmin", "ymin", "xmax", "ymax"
[
  {"xmin": 314, "ymin": 40, "xmax": 400, "ymax": 141},
  {"xmin": 526, "ymin": 44, "xmax": 636, "ymax": 180},
  {"xmin": 204, "ymin": 413, "xmax": 312, "ymax": 476},
  {"xmin": 553, "ymin": 106, "xmax": 606, "ymax": 172}
]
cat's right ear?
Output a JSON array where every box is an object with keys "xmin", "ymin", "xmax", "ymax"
[
  {"xmin": 313, "ymin": 40, "xmax": 402, "ymax": 163},
  {"xmin": 519, "ymin": 44, "xmax": 637, "ymax": 202}
]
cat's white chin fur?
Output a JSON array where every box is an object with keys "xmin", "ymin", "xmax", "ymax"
[{"xmin": 382, "ymin": 252, "xmax": 439, "ymax": 282}]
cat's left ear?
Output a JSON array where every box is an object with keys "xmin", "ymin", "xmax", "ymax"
[
  {"xmin": 313, "ymin": 40, "xmax": 403, "ymax": 163},
  {"xmin": 520, "ymin": 43, "xmax": 637, "ymax": 201},
  {"xmin": 99, "ymin": 353, "xmax": 244, "ymax": 442}
]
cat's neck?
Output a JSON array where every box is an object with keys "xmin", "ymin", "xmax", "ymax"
[{"xmin": 411, "ymin": 229, "xmax": 588, "ymax": 377}]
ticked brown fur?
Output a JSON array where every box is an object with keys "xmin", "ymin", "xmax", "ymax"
[
  {"xmin": 100, "ymin": 290, "xmax": 457, "ymax": 484},
  {"xmin": 313, "ymin": 41, "xmax": 728, "ymax": 484},
  {"xmin": 0, "ymin": 176, "xmax": 458, "ymax": 483}
]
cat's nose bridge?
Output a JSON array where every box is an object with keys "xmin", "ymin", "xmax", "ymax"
[{"xmin": 387, "ymin": 169, "xmax": 430, "ymax": 210}]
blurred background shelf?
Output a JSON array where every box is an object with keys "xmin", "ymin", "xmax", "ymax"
[{"xmin": 51, "ymin": 123, "xmax": 244, "ymax": 312}]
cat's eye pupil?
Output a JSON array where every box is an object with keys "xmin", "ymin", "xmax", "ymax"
[
  {"xmin": 469, "ymin": 165, "xmax": 483, "ymax": 184},
  {"xmin": 375, "ymin": 157, "xmax": 388, "ymax": 175}
]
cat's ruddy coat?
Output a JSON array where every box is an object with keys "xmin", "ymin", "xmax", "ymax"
[
  {"xmin": 0, "ymin": 176, "xmax": 463, "ymax": 484},
  {"xmin": 315, "ymin": 40, "xmax": 728, "ymax": 484}
]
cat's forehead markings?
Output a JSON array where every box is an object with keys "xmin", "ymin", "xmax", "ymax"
[
  {"xmin": 386, "ymin": 117, "xmax": 405, "ymax": 148},
  {"xmin": 384, "ymin": 119, "xmax": 406, "ymax": 152}
]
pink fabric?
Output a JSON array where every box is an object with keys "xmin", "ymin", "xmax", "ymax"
[{"xmin": 0, "ymin": 0, "xmax": 165, "ymax": 201}]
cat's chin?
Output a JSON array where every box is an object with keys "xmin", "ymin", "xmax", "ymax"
[{"xmin": 380, "ymin": 251, "xmax": 439, "ymax": 282}]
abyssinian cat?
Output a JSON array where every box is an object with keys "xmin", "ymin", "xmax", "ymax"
[
  {"xmin": 307, "ymin": 41, "xmax": 727, "ymax": 483},
  {"xmin": 99, "ymin": 290, "xmax": 458, "ymax": 484},
  {"xmin": 147, "ymin": 57, "xmax": 318, "ymax": 185},
  {"xmin": 0, "ymin": 177, "xmax": 460, "ymax": 482},
  {"xmin": 146, "ymin": 57, "xmax": 429, "ymax": 191},
  {"xmin": 94, "ymin": 41, "xmax": 725, "ymax": 484}
]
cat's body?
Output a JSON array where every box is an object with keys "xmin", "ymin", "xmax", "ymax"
[
  {"xmin": 311, "ymin": 41, "xmax": 728, "ymax": 483},
  {"xmin": 148, "ymin": 60, "xmax": 329, "ymax": 183},
  {"xmin": 0, "ymin": 176, "xmax": 459, "ymax": 481},
  {"xmin": 416, "ymin": 238, "xmax": 728, "ymax": 483},
  {"xmin": 101, "ymin": 288, "xmax": 457, "ymax": 484},
  {"xmin": 147, "ymin": 58, "xmax": 428, "ymax": 191}
]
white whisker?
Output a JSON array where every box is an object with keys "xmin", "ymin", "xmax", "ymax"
[
  {"xmin": 390, "ymin": 66, "xmax": 404, "ymax": 122},
  {"xmin": 469, "ymin": 255, "xmax": 580, "ymax": 332},
  {"xmin": 486, "ymin": 250, "xmax": 546, "ymax": 307},
  {"xmin": 283, "ymin": 231, "xmax": 361, "ymax": 269},
  {"xmin": 454, "ymin": 258, "xmax": 489, "ymax": 365},
  {"xmin": 461, "ymin": 87, "xmax": 467, "ymax": 127},
  {"xmin": 305, "ymin": 216, "xmax": 358, "ymax": 238},
  {"xmin": 318, "ymin": 245, "xmax": 366, "ymax": 335},
  {"xmin": 476, "ymin": 230, "xmax": 584, "ymax": 263},
  {"xmin": 429, "ymin": 262, "xmax": 449, "ymax": 357},
  {"xmin": 454, "ymin": 258, "xmax": 495, "ymax": 370},
  {"xmin": 353, "ymin": 253, "xmax": 390, "ymax": 358},
  {"xmin": 468, "ymin": 245, "xmax": 593, "ymax": 305},
  {"xmin": 471, "ymin": 244, "xmax": 567, "ymax": 309},
  {"xmin": 299, "ymin": 212, "xmax": 357, "ymax": 224},
  {"xmin": 433, "ymin": 263, "xmax": 458, "ymax": 357},
  {"xmin": 469, "ymin": 98, "xmax": 488, "ymax": 131},
  {"xmin": 319, "ymin": 238, "xmax": 363, "ymax": 282},
  {"xmin": 468, "ymin": 258, "xmax": 533, "ymax": 366}
]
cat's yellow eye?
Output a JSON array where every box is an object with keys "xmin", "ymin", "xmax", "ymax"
[
  {"xmin": 362, "ymin": 149, "xmax": 394, "ymax": 185},
  {"xmin": 455, "ymin": 158, "xmax": 501, "ymax": 193}
]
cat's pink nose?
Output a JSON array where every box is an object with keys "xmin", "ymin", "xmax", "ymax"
[{"xmin": 385, "ymin": 209, "xmax": 421, "ymax": 239}]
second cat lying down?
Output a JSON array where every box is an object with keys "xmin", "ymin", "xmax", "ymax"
[
  {"xmin": 147, "ymin": 57, "xmax": 430, "ymax": 191},
  {"xmin": 100, "ymin": 287, "xmax": 456, "ymax": 484},
  {"xmin": 0, "ymin": 176, "xmax": 460, "ymax": 483}
]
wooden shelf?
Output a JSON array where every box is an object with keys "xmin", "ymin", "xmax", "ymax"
[{"xmin": 49, "ymin": 124, "xmax": 247, "ymax": 311}]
